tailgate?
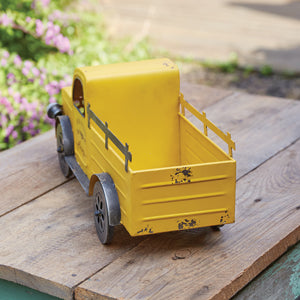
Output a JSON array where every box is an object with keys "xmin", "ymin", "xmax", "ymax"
[{"xmin": 129, "ymin": 161, "xmax": 236, "ymax": 236}]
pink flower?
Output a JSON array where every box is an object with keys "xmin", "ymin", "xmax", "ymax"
[
  {"xmin": 7, "ymin": 106, "xmax": 14, "ymax": 114},
  {"xmin": 6, "ymin": 124, "xmax": 14, "ymax": 136},
  {"xmin": 26, "ymin": 16, "xmax": 31, "ymax": 23},
  {"xmin": 22, "ymin": 67, "xmax": 30, "ymax": 76},
  {"xmin": 13, "ymin": 92, "xmax": 21, "ymax": 103},
  {"xmin": 24, "ymin": 60, "xmax": 33, "ymax": 69},
  {"xmin": 1, "ymin": 58, "xmax": 7, "ymax": 66},
  {"xmin": 8, "ymin": 87, "xmax": 13, "ymax": 95},
  {"xmin": 32, "ymin": 67, "xmax": 40, "ymax": 77},
  {"xmin": 35, "ymin": 19, "xmax": 44, "ymax": 37},
  {"xmin": 11, "ymin": 131, "xmax": 18, "ymax": 139},
  {"xmin": 53, "ymin": 25, "xmax": 60, "ymax": 34},
  {"xmin": 1, "ymin": 115, "xmax": 7, "ymax": 125},
  {"xmin": 7, "ymin": 73, "xmax": 16, "ymax": 85},
  {"xmin": 3, "ymin": 50, "xmax": 9, "ymax": 58},
  {"xmin": 49, "ymin": 96, "xmax": 56, "ymax": 103},
  {"xmin": 14, "ymin": 55, "xmax": 22, "ymax": 66},
  {"xmin": 41, "ymin": 0, "xmax": 50, "ymax": 7},
  {"xmin": 0, "ymin": 14, "xmax": 13, "ymax": 26}
]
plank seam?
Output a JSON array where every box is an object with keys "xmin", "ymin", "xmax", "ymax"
[
  {"xmin": 0, "ymin": 178, "xmax": 74, "ymax": 218},
  {"xmin": 237, "ymin": 137, "xmax": 300, "ymax": 182},
  {"xmin": 214, "ymin": 226, "xmax": 300, "ymax": 300},
  {"xmin": 72, "ymin": 237, "xmax": 150, "ymax": 299}
]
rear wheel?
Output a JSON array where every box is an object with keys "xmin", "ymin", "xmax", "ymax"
[
  {"xmin": 56, "ymin": 121, "xmax": 72, "ymax": 178},
  {"xmin": 94, "ymin": 181, "xmax": 114, "ymax": 244}
]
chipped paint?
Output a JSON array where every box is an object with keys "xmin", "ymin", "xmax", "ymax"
[
  {"xmin": 177, "ymin": 218, "xmax": 197, "ymax": 230},
  {"xmin": 170, "ymin": 167, "xmax": 192, "ymax": 184},
  {"xmin": 137, "ymin": 225, "xmax": 154, "ymax": 235}
]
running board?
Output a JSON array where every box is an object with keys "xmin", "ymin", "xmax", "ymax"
[{"xmin": 65, "ymin": 155, "xmax": 90, "ymax": 195}]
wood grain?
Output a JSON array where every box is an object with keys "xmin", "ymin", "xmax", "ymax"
[
  {"xmin": 180, "ymin": 81, "xmax": 233, "ymax": 111},
  {"xmin": 75, "ymin": 139, "xmax": 300, "ymax": 300},
  {"xmin": 1, "ymin": 83, "xmax": 299, "ymax": 300},
  {"xmin": 0, "ymin": 130, "xmax": 68, "ymax": 216},
  {"xmin": 233, "ymin": 241, "xmax": 300, "ymax": 300},
  {"xmin": 0, "ymin": 179, "xmax": 145, "ymax": 299}
]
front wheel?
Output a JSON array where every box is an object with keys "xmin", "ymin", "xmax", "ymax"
[
  {"xmin": 56, "ymin": 122, "xmax": 72, "ymax": 178},
  {"xmin": 93, "ymin": 181, "xmax": 114, "ymax": 244}
]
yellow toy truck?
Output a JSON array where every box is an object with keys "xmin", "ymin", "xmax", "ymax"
[{"xmin": 47, "ymin": 58, "xmax": 236, "ymax": 244}]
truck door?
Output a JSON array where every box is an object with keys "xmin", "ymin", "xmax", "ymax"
[{"xmin": 72, "ymin": 78, "xmax": 87, "ymax": 170}]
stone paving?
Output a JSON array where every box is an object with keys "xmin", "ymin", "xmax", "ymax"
[{"xmin": 99, "ymin": 0, "xmax": 300, "ymax": 72}]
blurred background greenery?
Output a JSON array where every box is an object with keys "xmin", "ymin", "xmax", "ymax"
[{"xmin": 0, "ymin": 0, "xmax": 152, "ymax": 150}]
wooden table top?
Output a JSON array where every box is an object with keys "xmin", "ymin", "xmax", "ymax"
[{"xmin": 0, "ymin": 82, "xmax": 299, "ymax": 300}]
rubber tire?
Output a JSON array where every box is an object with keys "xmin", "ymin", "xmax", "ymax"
[
  {"xmin": 211, "ymin": 225, "xmax": 224, "ymax": 231},
  {"xmin": 56, "ymin": 121, "xmax": 72, "ymax": 178},
  {"xmin": 93, "ymin": 181, "xmax": 114, "ymax": 244}
]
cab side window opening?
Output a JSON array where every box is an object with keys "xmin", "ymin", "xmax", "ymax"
[{"xmin": 73, "ymin": 78, "xmax": 85, "ymax": 116}]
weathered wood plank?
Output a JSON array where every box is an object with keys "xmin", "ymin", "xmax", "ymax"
[
  {"xmin": 1, "ymin": 83, "xmax": 299, "ymax": 300},
  {"xmin": 233, "ymin": 241, "xmax": 300, "ymax": 300},
  {"xmin": 0, "ymin": 130, "xmax": 68, "ymax": 216},
  {"xmin": 75, "ymin": 139, "xmax": 300, "ymax": 300},
  {"xmin": 0, "ymin": 179, "xmax": 145, "ymax": 299},
  {"xmin": 180, "ymin": 81, "xmax": 233, "ymax": 111}
]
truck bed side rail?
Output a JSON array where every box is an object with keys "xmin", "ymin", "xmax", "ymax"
[
  {"xmin": 87, "ymin": 103, "xmax": 132, "ymax": 172},
  {"xmin": 179, "ymin": 93, "xmax": 236, "ymax": 157}
]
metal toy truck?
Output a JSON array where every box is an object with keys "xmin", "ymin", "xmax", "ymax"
[{"xmin": 47, "ymin": 58, "xmax": 236, "ymax": 244}]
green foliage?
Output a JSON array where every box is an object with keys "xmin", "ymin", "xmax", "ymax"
[
  {"xmin": 0, "ymin": 0, "xmax": 152, "ymax": 150},
  {"xmin": 260, "ymin": 65, "xmax": 273, "ymax": 76},
  {"xmin": 202, "ymin": 53, "xmax": 239, "ymax": 73}
]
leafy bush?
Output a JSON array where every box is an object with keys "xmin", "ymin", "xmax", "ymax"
[{"xmin": 0, "ymin": 0, "xmax": 152, "ymax": 150}]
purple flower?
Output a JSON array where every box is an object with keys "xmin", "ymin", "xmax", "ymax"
[
  {"xmin": 7, "ymin": 106, "xmax": 14, "ymax": 114},
  {"xmin": 13, "ymin": 92, "xmax": 21, "ymax": 103},
  {"xmin": 7, "ymin": 73, "xmax": 16, "ymax": 85},
  {"xmin": 53, "ymin": 25, "xmax": 60, "ymax": 34},
  {"xmin": 14, "ymin": 55, "xmax": 22, "ymax": 66},
  {"xmin": 3, "ymin": 50, "xmax": 9, "ymax": 58},
  {"xmin": 1, "ymin": 58, "xmax": 7, "ymax": 66},
  {"xmin": 6, "ymin": 124, "xmax": 14, "ymax": 136},
  {"xmin": 24, "ymin": 60, "xmax": 33, "ymax": 69},
  {"xmin": 11, "ymin": 131, "xmax": 18, "ymax": 139},
  {"xmin": 41, "ymin": 0, "xmax": 50, "ymax": 7},
  {"xmin": 26, "ymin": 16, "xmax": 31, "ymax": 23},
  {"xmin": 1, "ymin": 114, "xmax": 7, "ymax": 125},
  {"xmin": 36, "ymin": 19, "xmax": 44, "ymax": 37},
  {"xmin": 49, "ymin": 96, "xmax": 56, "ymax": 103},
  {"xmin": 32, "ymin": 67, "xmax": 40, "ymax": 77},
  {"xmin": 54, "ymin": 34, "xmax": 71, "ymax": 53},
  {"xmin": 7, "ymin": 73, "xmax": 15, "ymax": 80},
  {"xmin": 22, "ymin": 67, "xmax": 30, "ymax": 76},
  {"xmin": 28, "ymin": 121, "xmax": 35, "ymax": 130},
  {"xmin": 22, "ymin": 126, "xmax": 29, "ymax": 132},
  {"xmin": 0, "ymin": 97, "xmax": 10, "ymax": 107},
  {"xmin": 45, "ymin": 84, "xmax": 57, "ymax": 96},
  {"xmin": 0, "ymin": 14, "xmax": 13, "ymax": 26}
]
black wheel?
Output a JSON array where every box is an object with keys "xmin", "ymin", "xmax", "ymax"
[
  {"xmin": 94, "ymin": 181, "xmax": 114, "ymax": 244},
  {"xmin": 211, "ymin": 225, "xmax": 224, "ymax": 231},
  {"xmin": 56, "ymin": 122, "xmax": 72, "ymax": 178}
]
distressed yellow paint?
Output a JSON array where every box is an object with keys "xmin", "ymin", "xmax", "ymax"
[{"xmin": 61, "ymin": 58, "xmax": 236, "ymax": 237}]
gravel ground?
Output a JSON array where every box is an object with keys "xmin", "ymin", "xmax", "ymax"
[{"xmin": 180, "ymin": 64, "xmax": 300, "ymax": 100}]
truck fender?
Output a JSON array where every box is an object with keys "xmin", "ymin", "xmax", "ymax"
[
  {"xmin": 55, "ymin": 115, "xmax": 74, "ymax": 156},
  {"xmin": 89, "ymin": 173, "xmax": 121, "ymax": 226}
]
